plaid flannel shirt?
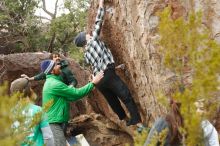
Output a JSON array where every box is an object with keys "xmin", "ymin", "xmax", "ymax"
[{"xmin": 84, "ymin": 7, "xmax": 114, "ymax": 75}]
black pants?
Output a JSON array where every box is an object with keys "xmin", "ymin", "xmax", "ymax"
[{"xmin": 96, "ymin": 65, "xmax": 141, "ymax": 123}]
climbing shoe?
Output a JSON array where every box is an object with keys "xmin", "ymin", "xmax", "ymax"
[{"xmin": 126, "ymin": 119, "xmax": 141, "ymax": 126}]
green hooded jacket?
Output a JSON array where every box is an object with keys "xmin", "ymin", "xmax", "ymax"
[{"xmin": 42, "ymin": 74, "xmax": 94, "ymax": 123}]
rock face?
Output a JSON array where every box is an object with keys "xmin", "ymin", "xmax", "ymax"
[
  {"xmin": 87, "ymin": 0, "xmax": 193, "ymax": 125},
  {"xmin": 68, "ymin": 113, "xmax": 133, "ymax": 146},
  {"xmin": 1, "ymin": 0, "xmax": 220, "ymax": 145},
  {"xmin": 87, "ymin": 0, "xmax": 220, "ymax": 133}
]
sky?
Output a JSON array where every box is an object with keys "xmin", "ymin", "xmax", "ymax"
[{"xmin": 35, "ymin": 0, "xmax": 68, "ymax": 22}]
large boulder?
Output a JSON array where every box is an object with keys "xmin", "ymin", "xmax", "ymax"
[{"xmin": 87, "ymin": 0, "xmax": 220, "ymax": 133}]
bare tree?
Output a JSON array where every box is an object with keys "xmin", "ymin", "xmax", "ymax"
[{"xmin": 42, "ymin": 0, "xmax": 59, "ymax": 52}]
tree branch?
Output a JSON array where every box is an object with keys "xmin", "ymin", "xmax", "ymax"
[
  {"xmin": 53, "ymin": 0, "xmax": 59, "ymax": 18},
  {"xmin": 35, "ymin": 15, "xmax": 52, "ymax": 21},
  {"xmin": 57, "ymin": 32, "xmax": 68, "ymax": 45},
  {"xmin": 0, "ymin": 1, "xmax": 6, "ymax": 11},
  {"xmin": 47, "ymin": 32, "xmax": 56, "ymax": 52},
  {"xmin": 42, "ymin": 0, "xmax": 55, "ymax": 18}
]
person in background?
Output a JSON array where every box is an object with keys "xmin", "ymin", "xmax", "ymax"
[
  {"xmin": 21, "ymin": 52, "xmax": 78, "ymax": 87},
  {"xmin": 40, "ymin": 59, "xmax": 103, "ymax": 146},
  {"xmin": 74, "ymin": 0, "xmax": 143, "ymax": 130},
  {"xmin": 144, "ymin": 99, "xmax": 183, "ymax": 146},
  {"xmin": 10, "ymin": 78, "xmax": 54, "ymax": 146},
  {"xmin": 144, "ymin": 98, "xmax": 220, "ymax": 146},
  {"xmin": 195, "ymin": 99, "xmax": 220, "ymax": 146}
]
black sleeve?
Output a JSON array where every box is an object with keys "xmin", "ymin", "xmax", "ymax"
[
  {"xmin": 34, "ymin": 72, "xmax": 46, "ymax": 81},
  {"xmin": 61, "ymin": 67, "xmax": 78, "ymax": 87}
]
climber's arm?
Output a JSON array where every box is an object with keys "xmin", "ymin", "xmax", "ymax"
[{"xmin": 92, "ymin": 0, "xmax": 105, "ymax": 40}]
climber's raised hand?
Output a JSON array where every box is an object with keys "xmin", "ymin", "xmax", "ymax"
[{"xmin": 99, "ymin": 0, "xmax": 104, "ymax": 8}]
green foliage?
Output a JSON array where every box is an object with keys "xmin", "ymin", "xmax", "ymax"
[
  {"xmin": 125, "ymin": 129, "xmax": 148, "ymax": 146},
  {"xmin": 0, "ymin": 83, "xmax": 25, "ymax": 146},
  {"xmin": 133, "ymin": 129, "xmax": 149, "ymax": 146},
  {"xmin": 48, "ymin": 0, "xmax": 89, "ymax": 61},
  {"xmin": 147, "ymin": 128, "xmax": 168, "ymax": 146},
  {"xmin": 69, "ymin": 44, "xmax": 84, "ymax": 64},
  {"xmin": 157, "ymin": 7, "xmax": 220, "ymax": 145},
  {"xmin": 0, "ymin": 0, "xmax": 87, "ymax": 62},
  {"xmin": 0, "ymin": 83, "xmax": 52, "ymax": 146},
  {"xmin": 132, "ymin": 128, "xmax": 167, "ymax": 146},
  {"xmin": 0, "ymin": 0, "xmax": 41, "ymax": 51}
]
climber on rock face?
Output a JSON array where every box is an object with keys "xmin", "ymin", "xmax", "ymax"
[{"xmin": 74, "ymin": 0, "xmax": 144, "ymax": 130}]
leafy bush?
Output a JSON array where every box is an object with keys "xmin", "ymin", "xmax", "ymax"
[
  {"xmin": 134, "ymin": 6, "xmax": 220, "ymax": 146},
  {"xmin": 0, "ymin": 82, "xmax": 52, "ymax": 145},
  {"xmin": 158, "ymin": 7, "xmax": 220, "ymax": 145}
]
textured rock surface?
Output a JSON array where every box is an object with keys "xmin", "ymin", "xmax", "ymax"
[
  {"xmin": 87, "ymin": 0, "xmax": 220, "ymax": 132},
  {"xmin": 87, "ymin": 0, "xmax": 180, "ymax": 124},
  {"xmin": 68, "ymin": 113, "xmax": 133, "ymax": 146}
]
